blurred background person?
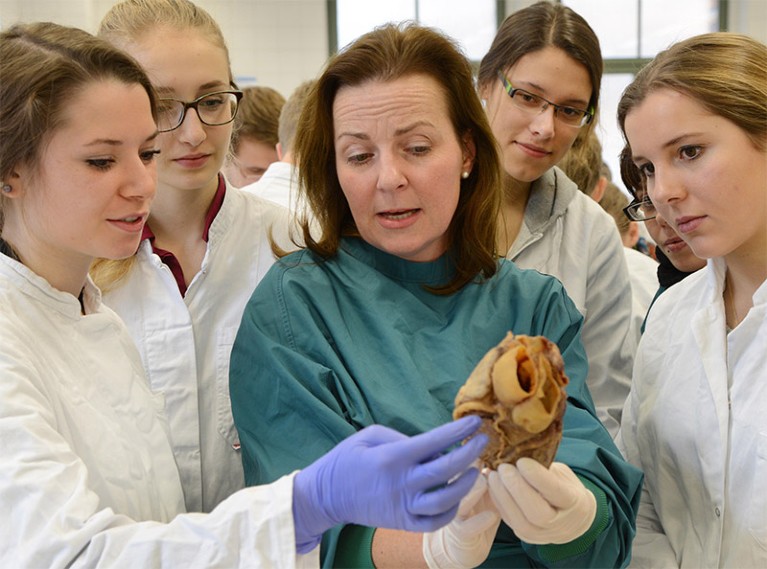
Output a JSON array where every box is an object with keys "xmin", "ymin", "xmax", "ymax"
[
  {"xmin": 242, "ymin": 79, "xmax": 314, "ymax": 215},
  {"xmin": 224, "ymin": 85, "xmax": 285, "ymax": 187},
  {"xmin": 620, "ymin": 146, "xmax": 706, "ymax": 332},
  {"xmin": 598, "ymin": 180, "xmax": 659, "ymax": 334}
]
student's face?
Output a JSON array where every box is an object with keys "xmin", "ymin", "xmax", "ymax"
[
  {"xmin": 224, "ymin": 137, "xmax": 278, "ymax": 187},
  {"xmin": 625, "ymin": 88, "xmax": 767, "ymax": 261},
  {"xmin": 124, "ymin": 28, "xmax": 233, "ymax": 195},
  {"xmin": 14, "ymin": 80, "xmax": 156, "ymax": 267},
  {"xmin": 644, "ymin": 213, "xmax": 705, "ymax": 273},
  {"xmin": 333, "ymin": 74, "xmax": 474, "ymax": 262},
  {"xmin": 481, "ymin": 46, "xmax": 592, "ymax": 184}
]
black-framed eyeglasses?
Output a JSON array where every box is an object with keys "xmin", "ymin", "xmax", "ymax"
[
  {"xmin": 497, "ymin": 71, "xmax": 594, "ymax": 128},
  {"xmin": 156, "ymin": 89, "xmax": 243, "ymax": 133},
  {"xmin": 623, "ymin": 196, "xmax": 657, "ymax": 221}
]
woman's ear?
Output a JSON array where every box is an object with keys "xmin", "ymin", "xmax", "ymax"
[
  {"xmin": 461, "ymin": 132, "xmax": 477, "ymax": 174},
  {"xmin": 1, "ymin": 170, "xmax": 24, "ymax": 199}
]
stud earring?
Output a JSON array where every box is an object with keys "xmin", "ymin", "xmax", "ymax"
[
  {"xmin": 461, "ymin": 171, "xmax": 470, "ymax": 180},
  {"xmin": 1, "ymin": 184, "xmax": 11, "ymax": 193}
]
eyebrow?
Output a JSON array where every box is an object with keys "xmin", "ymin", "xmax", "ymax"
[
  {"xmin": 84, "ymin": 132, "xmax": 159, "ymax": 147},
  {"xmin": 632, "ymin": 132, "xmax": 704, "ymax": 162},
  {"xmin": 515, "ymin": 80, "xmax": 590, "ymax": 107},
  {"xmin": 155, "ymin": 81, "xmax": 230, "ymax": 98},
  {"xmin": 336, "ymin": 120, "xmax": 435, "ymax": 141}
]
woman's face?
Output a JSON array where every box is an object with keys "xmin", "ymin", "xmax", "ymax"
[
  {"xmin": 481, "ymin": 46, "xmax": 592, "ymax": 184},
  {"xmin": 124, "ymin": 27, "xmax": 233, "ymax": 196},
  {"xmin": 625, "ymin": 88, "xmax": 767, "ymax": 262},
  {"xmin": 11, "ymin": 80, "xmax": 156, "ymax": 269},
  {"xmin": 333, "ymin": 74, "xmax": 474, "ymax": 262},
  {"xmin": 644, "ymin": 214, "xmax": 705, "ymax": 273}
]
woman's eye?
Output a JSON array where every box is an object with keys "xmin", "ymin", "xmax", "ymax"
[
  {"xmin": 638, "ymin": 162, "xmax": 655, "ymax": 177},
  {"xmin": 87, "ymin": 158, "xmax": 114, "ymax": 170},
  {"xmin": 140, "ymin": 149, "xmax": 161, "ymax": 163},
  {"xmin": 410, "ymin": 145, "xmax": 430, "ymax": 156},
  {"xmin": 347, "ymin": 153, "xmax": 371, "ymax": 165},
  {"xmin": 679, "ymin": 145, "xmax": 702, "ymax": 160},
  {"xmin": 560, "ymin": 106, "xmax": 579, "ymax": 117}
]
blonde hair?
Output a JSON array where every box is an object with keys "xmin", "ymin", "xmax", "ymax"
[
  {"xmin": 618, "ymin": 33, "xmax": 767, "ymax": 190},
  {"xmin": 93, "ymin": 0, "xmax": 233, "ymax": 291},
  {"xmin": 278, "ymin": 80, "xmax": 316, "ymax": 154},
  {"xmin": 98, "ymin": 0, "xmax": 232, "ymax": 82},
  {"xmin": 559, "ymin": 129, "xmax": 603, "ymax": 195}
]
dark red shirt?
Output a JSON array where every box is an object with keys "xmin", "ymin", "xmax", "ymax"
[{"xmin": 141, "ymin": 175, "xmax": 226, "ymax": 296}]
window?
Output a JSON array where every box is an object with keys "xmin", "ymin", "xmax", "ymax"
[
  {"xmin": 563, "ymin": 0, "xmax": 721, "ymax": 184},
  {"xmin": 332, "ymin": 0, "xmax": 497, "ymax": 61},
  {"xmin": 331, "ymin": 0, "xmax": 723, "ymax": 191}
]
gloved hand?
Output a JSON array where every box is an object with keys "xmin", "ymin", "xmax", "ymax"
[
  {"xmin": 487, "ymin": 458, "xmax": 596, "ymax": 545},
  {"xmin": 423, "ymin": 473, "xmax": 501, "ymax": 569},
  {"xmin": 292, "ymin": 416, "xmax": 487, "ymax": 553}
]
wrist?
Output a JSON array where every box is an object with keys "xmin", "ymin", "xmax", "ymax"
[{"xmin": 293, "ymin": 467, "xmax": 333, "ymax": 553}]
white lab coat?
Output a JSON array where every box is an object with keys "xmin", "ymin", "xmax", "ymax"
[
  {"xmin": 617, "ymin": 258, "xmax": 767, "ymax": 568},
  {"xmin": 507, "ymin": 167, "xmax": 638, "ymax": 436},
  {"xmin": 103, "ymin": 183, "xmax": 298, "ymax": 513},
  {"xmin": 0, "ymin": 254, "xmax": 318, "ymax": 568},
  {"xmin": 241, "ymin": 161, "xmax": 301, "ymax": 211}
]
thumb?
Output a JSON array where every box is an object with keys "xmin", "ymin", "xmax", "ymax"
[{"xmin": 457, "ymin": 475, "xmax": 489, "ymax": 518}]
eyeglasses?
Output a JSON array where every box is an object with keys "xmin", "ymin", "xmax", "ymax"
[
  {"xmin": 497, "ymin": 71, "xmax": 594, "ymax": 128},
  {"xmin": 623, "ymin": 195, "xmax": 657, "ymax": 221},
  {"xmin": 156, "ymin": 89, "xmax": 243, "ymax": 133}
]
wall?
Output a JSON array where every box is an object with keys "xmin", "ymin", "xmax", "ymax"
[
  {"xmin": 0, "ymin": 0, "xmax": 329, "ymax": 98},
  {"xmin": 0, "ymin": 0, "xmax": 763, "ymax": 99}
]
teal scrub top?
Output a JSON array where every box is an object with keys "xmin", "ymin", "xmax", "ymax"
[{"xmin": 230, "ymin": 237, "xmax": 642, "ymax": 568}]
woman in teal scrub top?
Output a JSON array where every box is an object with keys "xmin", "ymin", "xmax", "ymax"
[{"xmin": 230, "ymin": 22, "xmax": 642, "ymax": 569}]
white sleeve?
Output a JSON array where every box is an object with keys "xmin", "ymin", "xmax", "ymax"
[
  {"xmin": 0, "ymin": 352, "xmax": 318, "ymax": 569},
  {"xmin": 616, "ymin": 343, "xmax": 678, "ymax": 569}
]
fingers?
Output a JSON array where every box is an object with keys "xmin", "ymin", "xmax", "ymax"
[
  {"xmin": 410, "ymin": 465, "xmax": 480, "ymax": 517},
  {"xmin": 487, "ymin": 468, "xmax": 533, "ymax": 533},
  {"xmin": 398, "ymin": 416, "xmax": 482, "ymax": 463},
  {"xmin": 409, "ymin": 433, "xmax": 488, "ymax": 493},
  {"xmin": 516, "ymin": 458, "xmax": 579, "ymax": 510},
  {"xmin": 350, "ymin": 424, "xmax": 407, "ymax": 447}
]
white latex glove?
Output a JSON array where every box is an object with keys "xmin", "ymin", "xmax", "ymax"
[
  {"xmin": 487, "ymin": 458, "xmax": 596, "ymax": 545},
  {"xmin": 423, "ymin": 474, "xmax": 501, "ymax": 569}
]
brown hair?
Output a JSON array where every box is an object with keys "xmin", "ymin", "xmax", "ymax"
[
  {"xmin": 293, "ymin": 22, "xmax": 503, "ymax": 294},
  {"xmin": 0, "ymin": 21, "xmax": 156, "ymax": 232},
  {"xmin": 477, "ymin": 1, "xmax": 602, "ymax": 134},
  {"xmin": 618, "ymin": 33, "xmax": 767, "ymax": 189},
  {"xmin": 230, "ymin": 86, "xmax": 285, "ymax": 153}
]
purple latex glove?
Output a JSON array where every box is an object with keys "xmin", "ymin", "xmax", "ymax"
[{"xmin": 292, "ymin": 416, "xmax": 487, "ymax": 553}]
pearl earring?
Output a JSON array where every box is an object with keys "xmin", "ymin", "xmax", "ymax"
[
  {"xmin": 461, "ymin": 171, "xmax": 470, "ymax": 180},
  {"xmin": 1, "ymin": 184, "xmax": 11, "ymax": 193}
]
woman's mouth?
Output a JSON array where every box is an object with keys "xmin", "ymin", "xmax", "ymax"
[
  {"xmin": 675, "ymin": 216, "xmax": 705, "ymax": 235},
  {"xmin": 663, "ymin": 236, "xmax": 688, "ymax": 253}
]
